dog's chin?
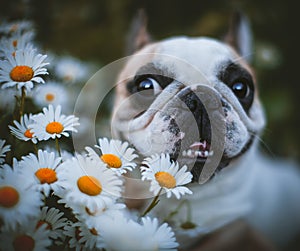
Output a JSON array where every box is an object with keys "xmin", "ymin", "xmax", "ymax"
[{"xmin": 170, "ymin": 134, "xmax": 255, "ymax": 182}]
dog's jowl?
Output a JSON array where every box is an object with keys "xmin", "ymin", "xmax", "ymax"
[{"xmin": 112, "ymin": 12, "xmax": 300, "ymax": 250}]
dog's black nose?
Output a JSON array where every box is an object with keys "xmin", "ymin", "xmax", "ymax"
[{"xmin": 180, "ymin": 90, "xmax": 212, "ymax": 142}]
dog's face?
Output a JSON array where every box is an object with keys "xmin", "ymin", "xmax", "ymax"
[{"xmin": 112, "ymin": 17, "xmax": 265, "ymax": 181}]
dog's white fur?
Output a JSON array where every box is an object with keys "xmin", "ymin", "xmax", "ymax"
[{"xmin": 112, "ymin": 20, "xmax": 300, "ymax": 248}]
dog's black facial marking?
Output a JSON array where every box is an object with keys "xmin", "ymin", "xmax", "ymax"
[
  {"xmin": 226, "ymin": 121, "xmax": 238, "ymax": 140},
  {"xmin": 167, "ymin": 118, "xmax": 181, "ymax": 136},
  {"xmin": 126, "ymin": 63, "xmax": 174, "ymax": 95},
  {"xmin": 218, "ymin": 62, "xmax": 254, "ymax": 113}
]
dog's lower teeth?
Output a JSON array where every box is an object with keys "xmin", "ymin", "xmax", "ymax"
[{"xmin": 182, "ymin": 149, "xmax": 214, "ymax": 158}]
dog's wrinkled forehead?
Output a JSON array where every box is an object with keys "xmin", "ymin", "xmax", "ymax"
[{"xmin": 118, "ymin": 36, "xmax": 253, "ymax": 88}]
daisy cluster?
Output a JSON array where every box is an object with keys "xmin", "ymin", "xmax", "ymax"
[{"xmin": 0, "ymin": 20, "xmax": 195, "ymax": 251}]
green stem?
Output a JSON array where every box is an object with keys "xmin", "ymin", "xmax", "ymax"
[
  {"xmin": 19, "ymin": 86, "xmax": 26, "ymax": 119},
  {"xmin": 164, "ymin": 199, "xmax": 188, "ymax": 222},
  {"xmin": 55, "ymin": 138, "xmax": 62, "ymax": 158},
  {"xmin": 141, "ymin": 188, "xmax": 163, "ymax": 217},
  {"xmin": 186, "ymin": 200, "xmax": 192, "ymax": 222}
]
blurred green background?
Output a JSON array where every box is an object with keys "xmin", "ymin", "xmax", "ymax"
[{"xmin": 1, "ymin": 0, "xmax": 299, "ymax": 162}]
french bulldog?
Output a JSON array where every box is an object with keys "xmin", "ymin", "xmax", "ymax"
[{"xmin": 111, "ymin": 11, "xmax": 300, "ymax": 250}]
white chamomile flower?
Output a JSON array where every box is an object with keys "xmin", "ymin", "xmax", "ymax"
[
  {"xmin": 0, "ymin": 31, "xmax": 34, "ymax": 58},
  {"xmin": 9, "ymin": 114, "xmax": 38, "ymax": 144},
  {"xmin": 33, "ymin": 81, "xmax": 70, "ymax": 108},
  {"xmin": 141, "ymin": 217, "xmax": 179, "ymax": 250},
  {"xmin": 0, "ymin": 139, "xmax": 10, "ymax": 164},
  {"xmin": 86, "ymin": 137, "xmax": 138, "ymax": 175},
  {"xmin": 30, "ymin": 104, "xmax": 79, "ymax": 141},
  {"xmin": 19, "ymin": 149, "xmax": 62, "ymax": 196},
  {"xmin": 0, "ymin": 223, "xmax": 51, "ymax": 251},
  {"xmin": 0, "ymin": 48, "xmax": 49, "ymax": 91},
  {"xmin": 54, "ymin": 56, "xmax": 91, "ymax": 84},
  {"xmin": 99, "ymin": 213, "xmax": 178, "ymax": 251},
  {"xmin": 36, "ymin": 206, "xmax": 68, "ymax": 240},
  {"xmin": 78, "ymin": 220, "xmax": 105, "ymax": 250},
  {"xmin": 71, "ymin": 199, "xmax": 125, "ymax": 228},
  {"xmin": 173, "ymin": 224, "xmax": 209, "ymax": 246},
  {"xmin": 63, "ymin": 221, "xmax": 83, "ymax": 251},
  {"xmin": 44, "ymin": 145, "xmax": 73, "ymax": 161},
  {"xmin": 0, "ymin": 20, "xmax": 33, "ymax": 34},
  {"xmin": 57, "ymin": 154, "xmax": 123, "ymax": 213},
  {"xmin": 0, "ymin": 163, "xmax": 43, "ymax": 230},
  {"xmin": 141, "ymin": 153, "xmax": 193, "ymax": 199}
]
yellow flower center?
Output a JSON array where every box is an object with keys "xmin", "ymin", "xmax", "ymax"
[
  {"xmin": 24, "ymin": 129, "xmax": 33, "ymax": 138},
  {"xmin": 46, "ymin": 121, "xmax": 64, "ymax": 134},
  {"xmin": 0, "ymin": 186, "xmax": 19, "ymax": 208},
  {"xmin": 10, "ymin": 65, "xmax": 34, "ymax": 82},
  {"xmin": 45, "ymin": 93, "xmax": 55, "ymax": 102},
  {"xmin": 101, "ymin": 154, "xmax": 122, "ymax": 168},
  {"xmin": 13, "ymin": 235, "xmax": 35, "ymax": 251},
  {"xmin": 75, "ymin": 228, "xmax": 82, "ymax": 241},
  {"xmin": 36, "ymin": 220, "xmax": 52, "ymax": 230},
  {"xmin": 77, "ymin": 176, "xmax": 102, "ymax": 196},
  {"xmin": 35, "ymin": 168, "xmax": 57, "ymax": 184},
  {"xmin": 12, "ymin": 40, "xmax": 18, "ymax": 47},
  {"xmin": 10, "ymin": 24, "xmax": 18, "ymax": 33},
  {"xmin": 154, "ymin": 171, "xmax": 176, "ymax": 189},
  {"xmin": 90, "ymin": 228, "xmax": 98, "ymax": 236},
  {"xmin": 85, "ymin": 207, "xmax": 97, "ymax": 216}
]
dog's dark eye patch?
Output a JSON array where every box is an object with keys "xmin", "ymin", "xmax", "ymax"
[
  {"xmin": 218, "ymin": 62, "xmax": 254, "ymax": 113},
  {"xmin": 126, "ymin": 63, "xmax": 174, "ymax": 94}
]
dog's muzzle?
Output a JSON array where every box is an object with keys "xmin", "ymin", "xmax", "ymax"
[{"xmin": 162, "ymin": 84, "xmax": 227, "ymax": 182}]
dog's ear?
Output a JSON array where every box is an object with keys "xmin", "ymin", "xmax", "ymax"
[
  {"xmin": 126, "ymin": 9, "xmax": 152, "ymax": 55},
  {"xmin": 224, "ymin": 11, "xmax": 253, "ymax": 62}
]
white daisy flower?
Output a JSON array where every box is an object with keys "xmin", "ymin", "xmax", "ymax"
[
  {"xmin": 0, "ymin": 223, "xmax": 51, "ymax": 251},
  {"xmin": 57, "ymin": 154, "xmax": 123, "ymax": 213},
  {"xmin": 0, "ymin": 163, "xmax": 43, "ymax": 230},
  {"xmin": 30, "ymin": 104, "xmax": 79, "ymax": 141},
  {"xmin": 44, "ymin": 146, "xmax": 73, "ymax": 161},
  {"xmin": 71, "ymin": 199, "xmax": 125, "ymax": 228},
  {"xmin": 99, "ymin": 213, "xmax": 178, "ymax": 251},
  {"xmin": 19, "ymin": 149, "xmax": 63, "ymax": 196},
  {"xmin": 0, "ymin": 48, "xmax": 49, "ymax": 91},
  {"xmin": 33, "ymin": 81, "xmax": 70, "ymax": 108},
  {"xmin": 0, "ymin": 20, "xmax": 33, "ymax": 34},
  {"xmin": 86, "ymin": 137, "xmax": 138, "ymax": 175},
  {"xmin": 78, "ymin": 220, "xmax": 105, "ymax": 250},
  {"xmin": 54, "ymin": 56, "xmax": 91, "ymax": 84},
  {"xmin": 141, "ymin": 153, "xmax": 193, "ymax": 199},
  {"xmin": 9, "ymin": 114, "xmax": 38, "ymax": 144},
  {"xmin": 141, "ymin": 217, "xmax": 179, "ymax": 250},
  {"xmin": 0, "ymin": 139, "xmax": 10, "ymax": 164},
  {"xmin": 63, "ymin": 220, "xmax": 93, "ymax": 251},
  {"xmin": 36, "ymin": 206, "xmax": 68, "ymax": 240},
  {"xmin": 0, "ymin": 31, "xmax": 34, "ymax": 58}
]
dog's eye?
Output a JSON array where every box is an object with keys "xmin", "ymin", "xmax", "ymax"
[
  {"xmin": 137, "ymin": 78, "xmax": 162, "ymax": 96},
  {"xmin": 231, "ymin": 80, "xmax": 250, "ymax": 99}
]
